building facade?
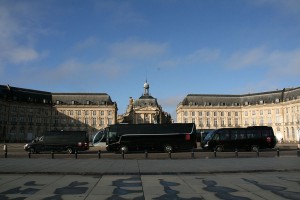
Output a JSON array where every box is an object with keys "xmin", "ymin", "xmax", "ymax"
[
  {"xmin": 0, "ymin": 85, "xmax": 117, "ymax": 142},
  {"xmin": 118, "ymin": 82, "xmax": 171, "ymax": 124},
  {"xmin": 177, "ymin": 87, "xmax": 300, "ymax": 143}
]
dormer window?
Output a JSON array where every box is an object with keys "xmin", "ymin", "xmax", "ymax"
[
  {"xmin": 244, "ymin": 101, "xmax": 249, "ymax": 106},
  {"xmin": 56, "ymin": 100, "xmax": 60, "ymax": 105},
  {"xmin": 259, "ymin": 100, "xmax": 264, "ymax": 104},
  {"xmin": 275, "ymin": 98, "xmax": 280, "ymax": 103},
  {"xmin": 86, "ymin": 100, "xmax": 90, "ymax": 105}
]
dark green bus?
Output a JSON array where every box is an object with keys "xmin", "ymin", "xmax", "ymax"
[{"xmin": 201, "ymin": 126, "xmax": 277, "ymax": 152}]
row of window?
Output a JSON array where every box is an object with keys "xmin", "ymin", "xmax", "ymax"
[
  {"xmin": 58, "ymin": 110, "xmax": 113, "ymax": 116},
  {"xmin": 54, "ymin": 117, "xmax": 113, "ymax": 126},
  {"xmin": 183, "ymin": 107, "xmax": 300, "ymax": 117},
  {"xmin": 185, "ymin": 117, "xmax": 276, "ymax": 127}
]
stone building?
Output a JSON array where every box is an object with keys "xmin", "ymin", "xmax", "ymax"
[
  {"xmin": 118, "ymin": 81, "xmax": 171, "ymax": 124},
  {"xmin": 0, "ymin": 85, "xmax": 117, "ymax": 142},
  {"xmin": 177, "ymin": 87, "xmax": 300, "ymax": 143}
]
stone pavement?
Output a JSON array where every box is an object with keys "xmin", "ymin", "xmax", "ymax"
[
  {"xmin": 0, "ymin": 157, "xmax": 300, "ymax": 199},
  {"xmin": 0, "ymin": 171, "xmax": 300, "ymax": 199},
  {"xmin": 0, "ymin": 157, "xmax": 300, "ymax": 175}
]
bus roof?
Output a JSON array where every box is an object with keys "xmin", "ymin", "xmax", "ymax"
[{"xmin": 108, "ymin": 123, "xmax": 195, "ymax": 135}]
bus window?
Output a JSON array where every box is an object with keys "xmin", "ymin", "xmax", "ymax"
[
  {"xmin": 231, "ymin": 130, "xmax": 238, "ymax": 140},
  {"xmin": 238, "ymin": 130, "xmax": 246, "ymax": 139},
  {"xmin": 219, "ymin": 130, "xmax": 230, "ymax": 141},
  {"xmin": 213, "ymin": 133, "xmax": 220, "ymax": 141},
  {"xmin": 262, "ymin": 129, "xmax": 271, "ymax": 137},
  {"xmin": 108, "ymin": 132, "xmax": 117, "ymax": 142},
  {"xmin": 247, "ymin": 130, "xmax": 260, "ymax": 139}
]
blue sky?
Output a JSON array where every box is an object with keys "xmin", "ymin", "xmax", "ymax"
[{"xmin": 1, "ymin": 0, "xmax": 300, "ymax": 119}]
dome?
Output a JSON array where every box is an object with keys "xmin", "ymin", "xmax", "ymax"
[{"xmin": 144, "ymin": 82, "xmax": 149, "ymax": 89}]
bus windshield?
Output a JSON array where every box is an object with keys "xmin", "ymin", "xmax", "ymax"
[
  {"xmin": 203, "ymin": 130, "xmax": 216, "ymax": 141},
  {"xmin": 92, "ymin": 129, "xmax": 107, "ymax": 146}
]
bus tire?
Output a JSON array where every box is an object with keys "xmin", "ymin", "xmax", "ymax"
[
  {"xmin": 164, "ymin": 145, "xmax": 173, "ymax": 153},
  {"xmin": 215, "ymin": 146, "xmax": 223, "ymax": 152},
  {"xmin": 120, "ymin": 145, "xmax": 128, "ymax": 154},
  {"xmin": 66, "ymin": 147, "xmax": 73, "ymax": 154},
  {"xmin": 251, "ymin": 145, "xmax": 259, "ymax": 152}
]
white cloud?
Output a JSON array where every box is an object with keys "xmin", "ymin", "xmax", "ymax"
[
  {"xmin": 0, "ymin": 1, "xmax": 44, "ymax": 65},
  {"xmin": 93, "ymin": 1, "xmax": 146, "ymax": 24},
  {"xmin": 226, "ymin": 47, "xmax": 267, "ymax": 69},
  {"xmin": 252, "ymin": 0, "xmax": 300, "ymax": 15},
  {"xmin": 186, "ymin": 49, "xmax": 220, "ymax": 63},
  {"xmin": 226, "ymin": 47, "xmax": 300, "ymax": 77},
  {"xmin": 109, "ymin": 40, "xmax": 168, "ymax": 59},
  {"xmin": 73, "ymin": 37, "xmax": 98, "ymax": 51},
  {"xmin": 8, "ymin": 47, "xmax": 39, "ymax": 64},
  {"xmin": 158, "ymin": 48, "xmax": 220, "ymax": 69}
]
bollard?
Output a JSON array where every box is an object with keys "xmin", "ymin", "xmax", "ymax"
[
  {"xmin": 191, "ymin": 148, "xmax": 195, "ymax": 159},
  {"xmin": 98, "ymin": 150, "xmax": 101, "ymax": 159},
  {"xmin": 235, "ymin": 148, "xmax": 238, "ymax": 158},
  {"xmin": 51, "ymin": 151, "xmax": 54, "ymax": 159},
  {"xmin": 256, "ymin": 149, "xmax": 260, "ymax": 157},
  {"xmin": 168, "ymin": 151, "xmax": 172, "ymax": 159},
  {"xmin": 145, "ymin": 150, "xmax": 148, "ymax": 159},
  {"xmin": 297, "ymin": 148, "xmax": 300, "ymax": 157},
  {"xmin": 122, "ymin": 149, "xmax": 125, "ymax": 159},
  {"xmin": 28, "ymin": 151, "xmax": 31, "ymax": 159},
  {"xmin": 277, "ymin": 147, "xmax": 280, "ymax": 157},
  {"xmin": 75, "ymin": 150, "xmax": 78, "ymax": 159},
  {"xmin": 214, "ymin": 149, "xmax": 217, "ymax": 158},
  {"xmin": 3, "ymin": 144, "xmax": 7, "ymax": 158}
]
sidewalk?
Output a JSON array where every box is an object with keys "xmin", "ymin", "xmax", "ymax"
[{"xmin": 1, "ymin": 157, "xmax": 299, "ymax": 175}]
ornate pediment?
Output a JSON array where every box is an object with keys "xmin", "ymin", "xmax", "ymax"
[{"xmin": 134, "ymin": 106, "xmax": 160, "ymax": 112}]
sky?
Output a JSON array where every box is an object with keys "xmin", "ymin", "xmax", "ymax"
[{"xmin": 1, "ymin": 0, "xmax": 300, "ymax": 120}]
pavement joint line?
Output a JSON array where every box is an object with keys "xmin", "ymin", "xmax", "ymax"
[{"xmin": 1, "ymin": 169, "xmax": 300, "ymax": 176}]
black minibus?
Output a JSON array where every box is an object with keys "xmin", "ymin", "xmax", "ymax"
[
  {"xmin": 201, "ymin": 126, "xmax": 276, "ymax": 152},
  {"xmin": 24, "ymin": 131, "xmax": 89, "ymax": 154}
]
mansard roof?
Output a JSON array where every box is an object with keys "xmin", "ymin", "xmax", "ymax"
[
  {"xmin": 0, "ymin": 84, "xmax": 116, "ymax": 106},
  {"xmin": 134, "ymin": 94, "xmax": 159, "ymax": 107},
  {"xmin": 0, "ymin": 84, "xmax": 52, "ymax": 104},
  {"xmin": 179, "ymin": 87, "xmax": 300, "ymax": 107},
  {"xmin": 52, "ymin": 93, "xmax": 115, "ymax": 105}
]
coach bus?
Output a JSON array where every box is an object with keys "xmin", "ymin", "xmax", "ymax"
[
  {"xmin": 93, "ymin": 123, "xmax": 197, "ymax": 153},
  {"xmin": 201, "ymin": 126, "xmax": 277, "ymax": 152}
]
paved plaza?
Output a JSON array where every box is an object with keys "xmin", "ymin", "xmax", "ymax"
[
  {"xmin": 0, "ymin": 157, "xmax": 300, "ymax": 199},
  {"xmin": 1, "ymin": 172, "xmax": 300, "ymax": 199}
]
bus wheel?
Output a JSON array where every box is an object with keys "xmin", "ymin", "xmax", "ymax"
[
  {"xmin": 120, "ymin": 145, "xmax": 128, "ymax": 154},
  {"xmin": 251, "ymin": 146, "xmax": 259, "ymax": 152},
  {"xmin": 66, "ymin": 147, "xmax": 73, "ymax": 154},
  {"xmin": 164, "ymin": 145, "xmax": 173, "ymax": 153},
  {"xmin": 215, "ymin": 146, "xmax": 223, "ymax": 152}
]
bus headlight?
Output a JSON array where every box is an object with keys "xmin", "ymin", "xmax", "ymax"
[{"xmin": 204, "ymin": 142, "xmax": 209, "ymax": 148}]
